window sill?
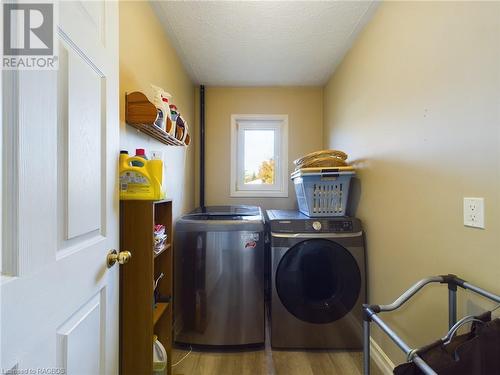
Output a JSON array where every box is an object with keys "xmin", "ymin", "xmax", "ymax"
[{"xmin": 230, "ymin": 190, "xmax": 289, "ymax": 198}]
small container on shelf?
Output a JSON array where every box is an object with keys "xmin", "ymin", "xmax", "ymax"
[
  {"xmin": 125, "ymin": 91, "xmax": 190, "ymax": 146},
  {"xmin": 154, "ymin": 224, "xmax": 168, "ymax": 256}
]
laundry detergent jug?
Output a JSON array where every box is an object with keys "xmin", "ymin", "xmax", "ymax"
[
  {"xmin": 153, "ymin": 335, "xmax": 167, "ymax": 374},
  {"xmin": 119, "ymin": 152, "xmax": 164, "ymax": 200}
]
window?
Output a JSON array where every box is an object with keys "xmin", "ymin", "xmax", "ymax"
[{"xmin": 230, "ymin": 114, "xmax": 288, "ymax": 197}]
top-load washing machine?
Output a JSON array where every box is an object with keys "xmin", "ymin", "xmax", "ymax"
[
  {"xmin": 267, "ymin": 210, "xmax": 366, "ymax": 349},
  {"xmin": 174, "ymin": 206, "xmax": 265, "ymax": 346}
]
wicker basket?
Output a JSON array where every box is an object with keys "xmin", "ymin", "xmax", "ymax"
[{"xmin": 294, "ymin": 150, "xmax": 348, "ymax": 170}]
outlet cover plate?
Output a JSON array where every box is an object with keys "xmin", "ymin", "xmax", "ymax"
[{"xmin": 464, "ymin": 197, "xmax": 485, "ymax": 229}]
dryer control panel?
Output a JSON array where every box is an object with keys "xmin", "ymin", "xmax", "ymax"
[
  {"xmin": 305, "ymin": 220, "xmax": 353, "ymax": 232},
  {"xmin": 267, "ymin": 210, "xmax": 361, "ymax": 234}
]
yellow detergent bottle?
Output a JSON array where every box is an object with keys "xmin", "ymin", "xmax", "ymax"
[{"xmin": 119, "ymin": 151, "xmax": 164, "ymax": 200}]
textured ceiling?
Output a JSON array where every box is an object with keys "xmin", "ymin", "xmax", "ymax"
[{"xmin": 152, "ymin": 1, "xmax": 379, "ymax": 86}]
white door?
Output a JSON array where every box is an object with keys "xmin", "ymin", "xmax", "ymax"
[{"xmin": 1, "ymin": 1, "xmax": 120, "ymax": 374}]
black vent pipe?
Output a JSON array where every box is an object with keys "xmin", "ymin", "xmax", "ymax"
[{"xmin": 200, "ymin": 85, "xmax": 205, "ymax": 209}]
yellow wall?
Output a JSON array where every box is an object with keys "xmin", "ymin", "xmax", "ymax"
[
  {"xmin": 119, "ymin": 1, "xmax": 500, "ymax": 364},
  {"xmin": 202, "ymin": 87, "xmax": 323, "ymax": 210},
  {"xmin": 119, "ymin": 1, "xmax": 195, "ymax": 219},
  {"xmin": 323, "ymin": 1, "xmax": 500, "ymax": 365}
]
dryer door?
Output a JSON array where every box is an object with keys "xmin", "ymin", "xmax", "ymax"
[{"xmin": 276, "ymin": 239, "xmax": 361, "ymax": 324}]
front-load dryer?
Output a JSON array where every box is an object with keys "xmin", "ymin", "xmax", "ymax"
[{"xmin": 267, "ymin": 210, "xmax": 366, "ymax": 349}]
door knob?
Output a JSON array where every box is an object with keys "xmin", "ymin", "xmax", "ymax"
[{"xmin": 107, "ymin": 249, "xmax": 132, "ymax": 268}]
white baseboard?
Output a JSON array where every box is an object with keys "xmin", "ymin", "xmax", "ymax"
[{"xmin": 370, "ymin": 337, "xmax": 395, "ymax": 375}]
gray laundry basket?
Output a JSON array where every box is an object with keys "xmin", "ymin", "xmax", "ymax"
[{"xmin": 291, "ymin": 168, "xmax": 355, "ymax": 217}]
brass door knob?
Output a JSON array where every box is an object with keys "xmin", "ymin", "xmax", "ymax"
[{"xmin": 107, "ymin": 249, "xmax": 132, "ymax": 268}]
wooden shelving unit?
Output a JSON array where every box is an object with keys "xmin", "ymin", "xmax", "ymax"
[
  {"xmin": 125, "ymin": 91, "xmax": 190, "ymax": 146},
  {"xmin": 120, "ymin": 199, "xmax": 174, "ymax": 375},
  {"xmin": 153, "ymin": 303, "xmax": 170, "ymax": 325},
  {"xmin": 154, "ymin": 243, "xmax": 171, "ymax": 259}
]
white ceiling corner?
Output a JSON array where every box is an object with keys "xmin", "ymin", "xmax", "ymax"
[{"xmin": 151, "ymin": 1, "xmax": 379, "ymax": 86}]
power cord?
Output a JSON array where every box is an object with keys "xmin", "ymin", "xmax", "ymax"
[{"xmin": 172, "ymin": 345, "xmax": 193, "ymax": 367}]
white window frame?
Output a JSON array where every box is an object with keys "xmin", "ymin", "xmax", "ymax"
[{"xmin": 230, "ymin": 114, "xmax": 288, "ymax": 198}]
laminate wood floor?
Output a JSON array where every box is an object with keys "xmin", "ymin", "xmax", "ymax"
[{"xmin": 172, "ymin": 346, "xmax": 364, "ymax": 375}]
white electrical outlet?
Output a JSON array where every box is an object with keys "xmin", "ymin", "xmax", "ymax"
[{"xmin": 463, "ymin": 197, "xmax": 485, "ymax": 229}]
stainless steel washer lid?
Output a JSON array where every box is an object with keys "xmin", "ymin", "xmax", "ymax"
[
  {"xmin": 177, "ymin": 205, "xmax": 264, "ymax": 232},
  {"xmin": 187, "ymin": 205, "xmax": 261, "ymax": 217}
]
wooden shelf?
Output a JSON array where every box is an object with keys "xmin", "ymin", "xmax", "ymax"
[
  {"xmin": 153, "ymin": 302, "xmax": 170, "ymax": 325},
  {"xmin": 154, "ymin": 243, "xmax": 171, "ymax": 259},
  {"xmin": 128, "ymin": 121, "xmax": 186, "ymax": 146},
  {"xmin": 120, "ymin": 200, "xmax": 174, "ymax": 375},
  {"xmin": 125, "ymin": 92, "xmax": 190, "ymax": 146}
]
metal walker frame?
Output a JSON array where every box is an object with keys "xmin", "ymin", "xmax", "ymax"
[{"xmin": 363, "ymin": 274, "xmax": 500, "ymax": 375}]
